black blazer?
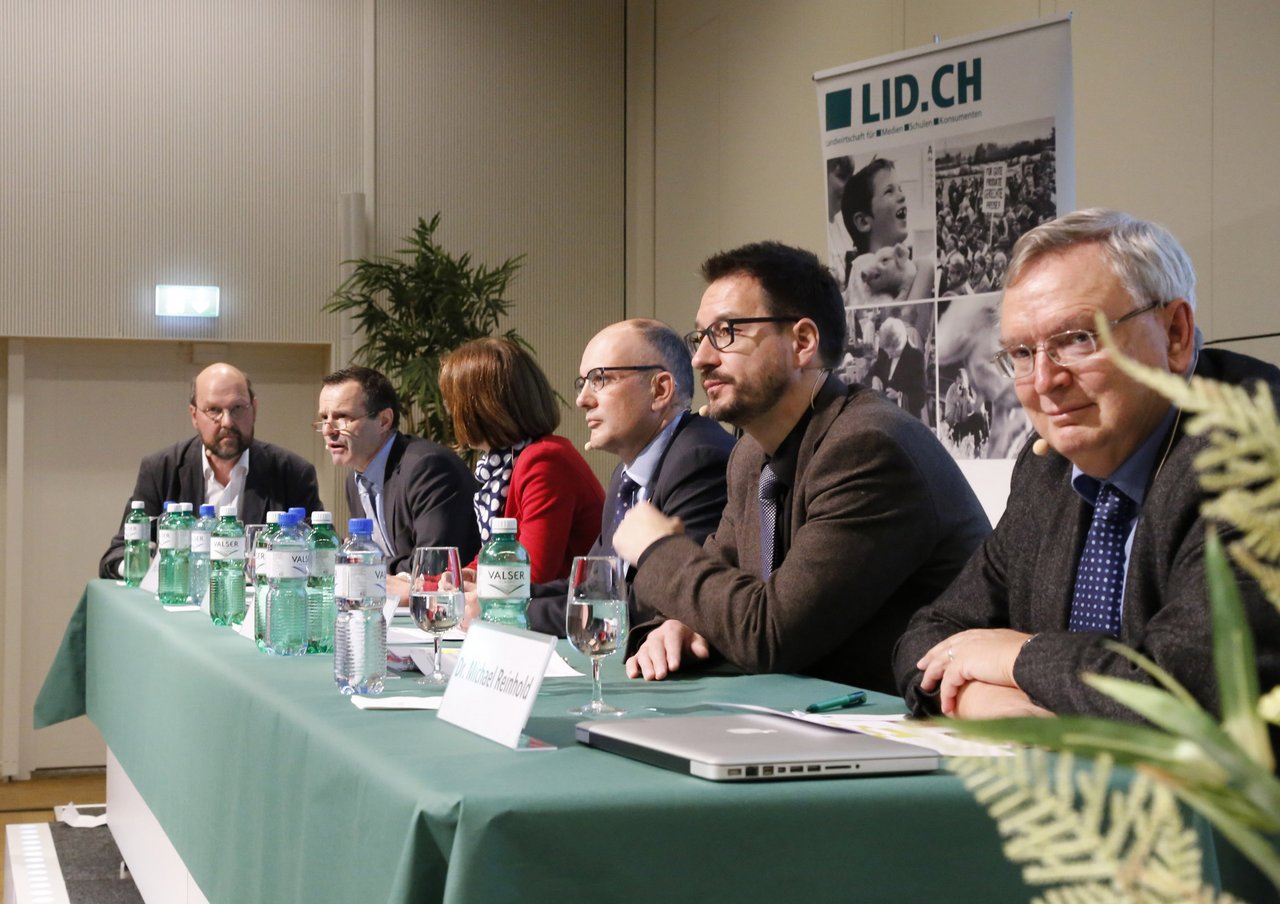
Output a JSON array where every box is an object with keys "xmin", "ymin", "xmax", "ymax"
[
  {"xmin": 343, "ymin": 432, "xmax": 480, "ymax": 574},
  {"xmin": 527, "ymin": 412, "xmax": 736, "ymax": 636},
  {"xmin": 99, "ymin": 436, "xmax": 323, "ymax": 578}
]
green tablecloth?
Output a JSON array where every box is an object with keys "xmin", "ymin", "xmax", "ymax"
[{"xmin": 38, "ymin": 580, "xmax": 1039, "ymax": 903}]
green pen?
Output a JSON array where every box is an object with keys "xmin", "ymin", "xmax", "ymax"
[{"xmin": 804, "ymin": 690, "xmax": 867, "ymax": 713}]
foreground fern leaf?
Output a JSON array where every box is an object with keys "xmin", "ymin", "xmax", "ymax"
[{"xmin": 951, "ymin": 750, "xmax": 1239, "ymax": 903}]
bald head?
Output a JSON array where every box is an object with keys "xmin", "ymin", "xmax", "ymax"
[
  {"xmin": 576, "ymin": 319, "xmax": 692, "ymax": 465},
  {"xmin": 189, "ymin": 363, "xmax": 256, "ymax": 462}
]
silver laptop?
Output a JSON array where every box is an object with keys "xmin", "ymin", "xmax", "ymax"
[{"xmin": 575, "ymin": 712, "xmax": 939, "ymax": 781}]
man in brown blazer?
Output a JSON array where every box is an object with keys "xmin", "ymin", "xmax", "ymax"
[{"xmin": 614, "ymin": 241, "xmax": 989, "ymax": 694}]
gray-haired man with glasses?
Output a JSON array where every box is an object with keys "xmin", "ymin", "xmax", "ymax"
[
  {"xmin": 896, "ymin": 208, "xmax": 1280, "ymax": 722},
  {"xmin": 613, "ymin": 240, "xmax": 989, "ymax": 693},
  {"xmin": 99, "ymin": 362, "xmax": 323, "ymax": 579}
]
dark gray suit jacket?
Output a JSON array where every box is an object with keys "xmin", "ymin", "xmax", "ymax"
[
  {"xmin": 632, "ymin": 377, "xmax": 990, "ymax": 694},
  {"xmin": 894, "ymin": 348, "xmax": 1280, "ymax": 718},
  {"xmin": 527, "ymin": 412, "xmax": 736, "ymax": 636},
  {"xmin": 99, "ymin": 436, "xmax": 323, "ymax": 578},
  {"xmin": 344, "ymin": 432, "xmax": 480, "ymax": 575}
]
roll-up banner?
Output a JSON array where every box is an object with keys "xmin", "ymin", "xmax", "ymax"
[{"xmin": 814, "ymin": 15, "xmax": 1072, "ymax": 514}]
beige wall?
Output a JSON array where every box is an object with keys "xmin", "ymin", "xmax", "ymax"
[
  {"xmin": 644, "ymin": 0, "xmax": 1280, "ymax": 371},
  {"xmin": 1, "ymin": 0, "xmax": 625, "ymax": 775}
]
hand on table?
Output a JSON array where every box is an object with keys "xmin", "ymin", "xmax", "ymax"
[
  {"xmin": 951, "ymin": 681, "xmax": 1052, "ymax": 719},
  {"xmin": 386, "ymin": 573, "xmax": 411, "ymax": 607},
  {"xmin": 625, "ymin": 619, "xmax": 711, "ymax": 681},
  {"xmin": 916, "ymin": 628, "xmax": 1032, "ymax": 716}
]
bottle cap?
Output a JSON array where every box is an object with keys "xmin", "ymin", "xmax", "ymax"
[
  {"xmin": 219, "ymin": 505, "xmax": 238, "ymax": 518},
  {"xmin": 177, "ymin": 502, "xmax": 194, "ymax": 512},
  {"xmin": 163, "ymin": 500, "xmax": 175, "ymax": 512},
  {"xmin": 267, "ymin": 511, "xmax": 283, "ymax": 524},
  {"xmin": 348, "ymin": 517, "xmax": 373, "ymax": 535},
  {"xmin": 130, "ymin": 500, "xmax": 146, "ymax": 510},
  {"xmin": 288, "ymin": 507, "xmax": 307, "ymax": 520},
  {"xmin": 278, "ymin": 512, "xmax": 300, "ymax": 528},
  {"xmin": 199, "ymin": 504, "xmax": 216, "ymax": 517},
  {"xmin": 312, "ymin": 511, "xmax": 333, "ymax": 524},
  {"xmin": 492, "ymin": 517, "xmax": 518, "ymax": 533}
]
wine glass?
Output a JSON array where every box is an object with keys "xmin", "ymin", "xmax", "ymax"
[
  {"xmin": 409, "ymin": 546, "xmax": 463, "ymax": 686},
  {"xmin": 565, "ymin": 555, "xmax": 629, "ymax": 716}
]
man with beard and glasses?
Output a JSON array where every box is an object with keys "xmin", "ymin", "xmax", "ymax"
[
  {"xmin": 613, "ymin": 241, "xmax": 989, "ymax": 693},
  {"xmin": 99, "ymin": 363, "xmax": 323, "ymax": 579}
]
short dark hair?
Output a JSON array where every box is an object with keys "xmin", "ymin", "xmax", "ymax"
[
  {"xmin": 629, "ymin": 319, "xmax": 694, "ymax": 407},
  {"xmin": 840, "ymin": 157, "xmax": 895, "ymax": 254},
  {"xmin": 323, "ymin": 365, "xmax": 401, "ymax": 431},
  {"xmin": 701, "ymin": 241, "xmax": 846, "ymax": 368},
  {"xmin": 438, "ymin": 338, "xmax": 560, "ymax": 449}
]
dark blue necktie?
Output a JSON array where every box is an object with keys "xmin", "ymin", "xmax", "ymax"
[
  {"xmin": 1068, "ymin": 483, "xmax": 1137, "ymax": 637},
  {"xmin": 758, "ymin": 464, "xmax": 782, "ymax": 579},
  {"xmin": 608, "ymin": 473, "xmax": 639, "ymax": 552}
]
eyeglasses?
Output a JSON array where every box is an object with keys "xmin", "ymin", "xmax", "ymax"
[
  {"xmin": 992, "ymin": 300, "xmax": 1165, "ymax": 380},
  {"xmin": 312, "ymin": 413, "xmax": 374, "ymax": 434},
  {"xmin": 196, "ymin": 403, "xmax": 252, "ymax": 422},
  {"xmin": 683, "ymin": 317, "xmax": 799, "ymax": 354},
  {"xmin": 574, "ymin": 366, "xmax": 663, "ymax": 394}
]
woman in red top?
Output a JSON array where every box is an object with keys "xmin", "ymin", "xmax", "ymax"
[{"xmin": 439, "ymin": 338, "xmax": 604, "ymax": 583}]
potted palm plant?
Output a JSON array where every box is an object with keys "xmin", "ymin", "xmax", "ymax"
[{"xmin": 324, "ymin": 213, "xmax": 527, "ymax": 449}]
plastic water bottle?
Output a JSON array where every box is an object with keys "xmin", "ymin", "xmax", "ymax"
[
  {"xmin": 477, "ymin": 517, "xmax": 531, "ymax": 629},
  {"xmin": 122, "ymin": 501, "xmax": 150, "ymax": 587},
  {"xmin": 254, "ymin": 511, "xmax": 283, "ymax": 651},
  {"xmin": 333, "ymin": 518, "xmax": 386, "ymax": 695},
  {"xmin": 209, "ymin": 506, "xmax": 247, "ymax": 626},
  {"xmin": 157, "ymin": 502, "xmax": 193, "ymax": 606},
  {"xmin": 263, "ymin": 512, "xmax": 309, "ymax": 656},
  {"xmin": 190, "ymin": 504, "xmax": 216, "ymax": 610},
  {"xmin": 307, "ymin": 512, "xmax": 339, "ymax": 653}
]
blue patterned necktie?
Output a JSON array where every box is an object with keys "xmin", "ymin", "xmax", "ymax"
[
  {"xmin": 1068, "ymin": 483, "xmax": 1137, "ymax": 636},
  {"xmin": 758, "ymin": 463, "xmax": 782, "ymax": 579},
  {"xmin": 356, "ymin": 474, "xmax": 391, "ymax": 558},
  {"xmin": 608, "ymin": 473, "xmax": 639, "ymax": 553}
]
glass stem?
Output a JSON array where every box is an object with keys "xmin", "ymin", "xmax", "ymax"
[
  {"xmin": 433, "ymin": 634, "xmax": 443, "ymax": 677},
  {"xmin": 591, "ymin": 657, "xmax": 604, "ymax": 708}
]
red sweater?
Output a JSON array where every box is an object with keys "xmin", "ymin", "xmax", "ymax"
[{"xmin": 469, "ymin": 435, "xmax": 604, "ymax": 583}]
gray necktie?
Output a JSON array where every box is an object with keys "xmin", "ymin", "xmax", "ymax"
[
  {"xmin": 758, "ymin": 463, "xmax": 782, "ymax": 579},
  {"xmin": 356, "ymin": 474, "xmax": 391, "ymax": 559}
]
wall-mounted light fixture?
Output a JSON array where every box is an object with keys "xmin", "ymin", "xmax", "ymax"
[{"xmin": 155, "ymin": 285, "xmax": 220, "ymax": 318}]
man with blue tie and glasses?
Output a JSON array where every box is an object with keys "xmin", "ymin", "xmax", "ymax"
[
  {"xmin": 614, "ymin": 241, "xmax": 988, "ymax": 694},
  {"xmin": 513, "ymin": 319, "xmax": 735, "ymax": 637},
  {"xmin": 897, "ymin": 209, "xmax": 1280, "ymax": 720}
]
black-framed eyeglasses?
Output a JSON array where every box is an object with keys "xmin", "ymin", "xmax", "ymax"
[
  {"xmin": 683, "ymin": 317, "xmax": 800, "ymax": 354},
  {"xmin": 573, "ymin": 366, "xmax": 663, "ymax": 395},
  {"xmin": 992, "ymin": 300, "xmax": 1165, "ymax": 380},
  {"xmin": 196, "ymin": 403, "xmax": 252, "ymax": 422},
  {"xmin": 312, "ymin": 412, "xmax": 374, "ymax": 434}
]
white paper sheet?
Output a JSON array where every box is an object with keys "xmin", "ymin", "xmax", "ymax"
[
  {"xmin": 796, "ymin": 713, "xmax": 1015, "ymax": 757},
  {"xmin": 350, "ymin": 695, "xmax": 443, "ymax": 711}
]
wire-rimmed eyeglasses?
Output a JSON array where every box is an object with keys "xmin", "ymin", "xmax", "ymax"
[
  {"xmin": 574, "ymin": 366, "xmax": 663, "ymax": 395},
  {"xmin": 683, "ymin": 317, "xmax": 799, "ymax": 354},
  {"xmin": 196, "ymin": 403, "xmax": 252, "ymax": 422},
  {"xmin": 312, "ymin": 412, "xmax": 374, "ymax": 434},
  {"xmin": 991, "ymin": 301, "xmax": 1165, "ymax": 380}
]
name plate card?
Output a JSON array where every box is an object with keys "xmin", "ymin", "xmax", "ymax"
[{"xmin": 437, "ymin": 622, "xmax": 556, "ymax": 749}]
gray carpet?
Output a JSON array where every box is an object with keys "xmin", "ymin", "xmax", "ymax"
[{"xmin": 47, "ymin": 818, "xmax": 143, "ymax": 904}]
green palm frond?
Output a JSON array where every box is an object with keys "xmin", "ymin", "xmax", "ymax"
[
  {"xmin": 950, "ymin": 751, "xmax": 1235, "ymax": 902},
  {"xmin": 323, "ymin": 213, "xmax": 526, "ymax": 450}
]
